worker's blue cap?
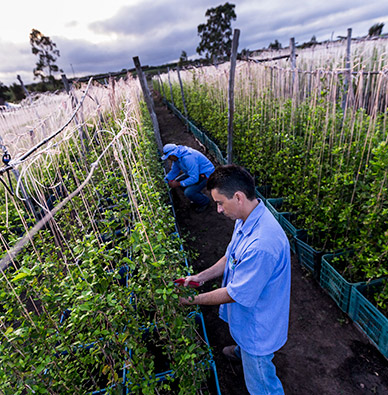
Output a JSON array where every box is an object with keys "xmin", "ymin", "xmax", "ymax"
[{"xmin": 161, "ymin": 144, "xmax": 178, "ymax": 160}]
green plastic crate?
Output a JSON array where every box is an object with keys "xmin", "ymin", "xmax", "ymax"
[
  {"xmin": 320, "ymin": 252, "xmax": 365, "ymax": 313},
  {"xmin": 279, "ymin": 213, "xmax": 307, "ymax": 254},
  {"xmin": 255, "ymin": 188, "xmax": 266, "ymax": 204},
  {"xmin": 265, "ymin": 198, "xmax": 288, "ymax": 222},
  {"xmin": 294, "ymin": 234, "xmax": 324, "ymax": 280},
  {"xmin": 348, "ymin": 279, "xmax": 388, "ymax": 359},
  {"xmin": 279, "ymin": 212, "xmax": 306, "ymax": 238},
  {"xmin": 257, "ymin": 185, "xmax": 272, "ymax": 199}
]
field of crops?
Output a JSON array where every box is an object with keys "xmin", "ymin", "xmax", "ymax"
[
  {"xmin": 156, "ymin": 38, "xmax": 388, "ymax": 318},
  {"xmin": 0, "ymin": 77, "xmax": 215, "ymax": 394},
  {"xmin": 1, "ymin": 36, "xmax": 387, "ymax": 394}
]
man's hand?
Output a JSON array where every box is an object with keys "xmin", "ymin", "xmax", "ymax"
[
  {"xmin": 183, "ymin": 275, "xmax": 203, "ymax": 287},
  {"xmin": 179, "ymin": 295, "xmax": 195, "ymax": 306},
  {"xmin": 168, "ymin": 179, "xmax": 181, "ymax": 189}
]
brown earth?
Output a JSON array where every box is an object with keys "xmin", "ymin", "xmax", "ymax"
[{"xmin": 153, "ymin": 92, "xmax": 388, "ymax": 395}]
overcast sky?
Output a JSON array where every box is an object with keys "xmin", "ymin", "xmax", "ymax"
[{"xmin": 1, "ymin": 0, "xmax": 387, "ymax": 86}]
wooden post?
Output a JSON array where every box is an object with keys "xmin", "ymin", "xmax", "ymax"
[
  {"xmin": 290, "ymin": 37, "xmax": 296, "ymax": 91},
  {"xmin": 177, "ymin": 65, "xmax": 189, "ymax": 128},
  {"xmin": 133, "ymin": 56, "xmax": 163, "ymax": 153},
  {"xmin": 61, "ymin": 74, "xmax": 88, "ymax": 156},
  {"xmin": 0, "ymin": 139, "xmax": 38, "ymax": 220},
  {"xmin": 61, "ymin": 74, "xmax": 71, "ymax": 94},
  {"xmin": 227, "ymin": 29, "xmax": 240, "ymax": 164},
  {"xmin": 167, "ymin": 67, "xmax": 175, "ymax": 107},
  {"xmin": 17, "ymin": 75, "xmax": 32, "ymax": 105},
  {"xmin": 17, "ymin": 75, "xmax": 47, "ymax": 138},
  {"xmin": 342, "ymin": 28, "xmax": 352, "ymax": 111},
  {"xmin": 157, "ymin": 70, "xmax": 166, "ymax": 99}
]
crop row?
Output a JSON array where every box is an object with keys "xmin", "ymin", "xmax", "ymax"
[
  {"xmin": 0, "ymin": 79, "xmax": 214, "ymax": 394},
  {"xmin": 155, "ymin": 62, "xmax": 388, "ymax": 314}
]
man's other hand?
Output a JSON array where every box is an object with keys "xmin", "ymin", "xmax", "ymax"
[{"xmin": 168, "ymin": 180, "xmax": 180, "ymax": 188}]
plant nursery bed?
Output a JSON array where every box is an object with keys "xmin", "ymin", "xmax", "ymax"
[
  {"xmin": 154, "ymin": 92, "xmax": 388, "ymax": 394},
  {"xmin": 125, "ymin": 312, "xmax": 219, "ymax": 394}
]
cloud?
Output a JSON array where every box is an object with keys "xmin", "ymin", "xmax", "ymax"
[
  {"xmin": 65, "ymin": 21, "xmax": 78, "ymax": 28},
  {"xmin": 237, "ymin": 0, "xmax": 388, "ymax": 48},
  {"xmin": 89, "ymin": 0, "xmax": 214, "ymax": 37},
  {"xmin": 1, "ymin": 0, "xmax": 387, "ymax": 86},
  {"xmin": 55, "ymin": 25, "xmax": 198, "ymax": 77}
]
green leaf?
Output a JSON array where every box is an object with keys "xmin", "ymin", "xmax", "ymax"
[
  {"xmin": 4, "ymin": 326, "xmax": 13, "ymax": 336},
  {"xmin": 12, "ymin": 272, "xmax": 28, "ymax": 282}
]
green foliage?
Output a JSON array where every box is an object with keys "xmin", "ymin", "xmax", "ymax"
[
  {"xmin": 8, "ymin": 83, "xmax": 25, "ymax": 102},
  {"xmin": 368, "ymin": 23, "xmax": 384, "ymax": 37},
  {"xmin": 0, "ymin": 82, "xmax": 11, "ymax": 103},
  {"xmin": 0, "ymin": 99, "xmax": 212, "ymax": 393},
  {"xmin": 197, "ymin": 2, "xmax": 237, "ymax": 61},
  {"xmin": 179, "ymin": 50, "xmax": 188, "ymax": 67},
  {"xmin": 268, "ymin": 40, "xmax": 282, "ymax": 50},
  {"xmin": 156, "ymin": 67, "xmax": 388, "ymax": 306},
  {"xmin": 30, "ymin": 29, "xmax": 63, "ymax": 83}
]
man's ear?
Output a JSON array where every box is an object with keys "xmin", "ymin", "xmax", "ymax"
[{"xmin": 234, "ymin": 191, "xmax": 245, "ymax": 202}]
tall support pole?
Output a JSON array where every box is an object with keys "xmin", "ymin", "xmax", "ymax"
[
  {"xmin": 0, "ymin": 138, "xmax": 38, "ymax": 220},
  {"xmin": 157, "ymin": 70, "xmax": 166, "ymax": 99},
  {"xmin": 342, "ymin": 28, "xmax": 352, "ymax": 111},
  {"xmin": 290, "ymin": 37, "xmax": 296, "ymax": 91},
  {"xmin": 133, "ymin": 56, "xmax": 163, "ymax": 153},
  {"xmin": 16, "ymin": 75, "xmax": 32, "ymax": 105},
  {"xmin": 167, "ymin": 67, "xmax": 175, "ymax": 107},
  {"xmin": 61, "ymin": 74, "xmax": 87, "ymax": 158},
  {"xmin": 176, "ymin": 65, "xmax": 189, "ymax": 129},
  {"xmin": 227, "ymin": 29, "xmax": 240, "ymax": 164},
  {"xmin": 17, "ymin": 74, "xmax": 45, "ymax": 136}
]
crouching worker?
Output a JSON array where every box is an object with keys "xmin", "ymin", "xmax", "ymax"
[
  {"xmin": 161, "ymin": 144, "xmax": 214, "ymax": 213},
  {"xmin": 179, "ymin": 164, "xmax": 291, "ymax": 395}
]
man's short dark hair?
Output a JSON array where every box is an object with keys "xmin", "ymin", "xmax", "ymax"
[{"xmin": 207, "ymin": 165, "xmax": 256, "ymax": 200}]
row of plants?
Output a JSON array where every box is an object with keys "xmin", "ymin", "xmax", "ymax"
[
  {"xmin": 0, "ymin": 79, "xmax": 216, "ymax": 393},
  {"xmin": 154, "ymin": 62, "xmax": 388, "ymax": 317},
  {"xmin": 161, "ymin": 92, "xmax": 388, "ymax": 359}
]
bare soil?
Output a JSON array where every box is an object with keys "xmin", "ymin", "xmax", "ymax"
[{"xmin": 153, "ymin": 92, "xmax": 388, "ymax": 395}]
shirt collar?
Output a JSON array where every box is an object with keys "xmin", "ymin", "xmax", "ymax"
[{"xmin": 236, "ymin": 199, "xmax": 265, "ymax": 237}]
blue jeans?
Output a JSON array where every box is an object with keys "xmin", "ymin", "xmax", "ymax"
[
  {"xmin": 235, "ymin": 346, "xmax": 285, "ymax": 395},
  {"xmin": 176, "ymin": 174, "xmax": 209, "ymax": 207}
]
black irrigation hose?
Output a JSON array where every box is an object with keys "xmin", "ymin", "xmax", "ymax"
[{"xmin": 0, "ymin": 176, "xmax": 13, "ymax": 196}]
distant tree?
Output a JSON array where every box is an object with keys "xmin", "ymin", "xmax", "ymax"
[
  {"xmin": 368, "ymin": 23, "xmax": 384, "ymax": 37},
  {"xmin": 239, "ymin": 48, "xmax": 251, "ymax": 60},
  {"xmin": 299, "ymin": 35, "xmax": 318, "ymax": 49},
  {"xmin": 0, "ymin": 82, "xmax": 10, "ymax": 104},
  {"xmin": 268, "ymin": 40, "xmax": 282, "ymax": 50},
  {"xmin": 179, "ymin": 50, "xmax": 188, "ymax": 66},
  {"xmin": 29, "ymin": 29, "xmax": 63, "ymax": 84},
  {"xmin": 196, "ymin": 3, "xmax": 237, "ymax": 62},
  {"xmin": 9, "ymin": 83, "xmax": 25, "ymax": 102}
]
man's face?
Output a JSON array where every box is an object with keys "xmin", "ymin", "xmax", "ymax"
[
  {"xmin": 168, "ymin": 155, "xmax": 178, "ymax": 162},
  {"xmin": 211, "ymin": 188, "xmax": 240, "ymax": 220}
]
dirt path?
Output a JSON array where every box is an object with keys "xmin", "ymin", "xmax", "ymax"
[{"xmin": 153, "ymin": 93, "xmax": 388, "ymax": 395}]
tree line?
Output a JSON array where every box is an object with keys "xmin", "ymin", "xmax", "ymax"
[{"xmin": 0, "ymin": 3, "xmax": 386, "ymax": 105}]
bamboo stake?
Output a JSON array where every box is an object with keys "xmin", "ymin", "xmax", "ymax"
[
  {"xmin": 177, "ymin": 65, "xmax": 189, "ymax": 130},
  {"xmin": 227, "ymin": 29, "xmax": 240, "ymax": 164},
  {"xmin": 132, "ymin": 56, "xmax": 163, "ymax": 154}
]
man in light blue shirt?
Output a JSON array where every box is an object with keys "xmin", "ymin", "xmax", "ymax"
[
  {"xmin": 181, "ymin": 165, "xmax": 290, "ymax": 394},
  {"xmin": 161, "ymin": 144, "xmax": 215, "ymax": 213}
]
